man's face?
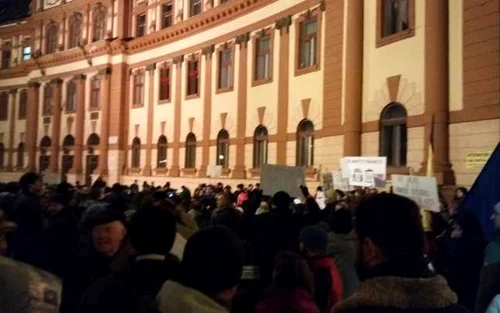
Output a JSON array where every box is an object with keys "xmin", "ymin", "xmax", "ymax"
[
  {"xmin": 30, "ymin": 179, "xmax": 43, "ymax": 193},
  {"xmin": 216, "ymin": 194, "xmax": 228, "ymax": 208},
  {"xmin": 491, "ymin": 211, "xmax": 500, "ymax": 229},
  {"xmin": 0, "ymin": 235, "xmax": 7, "ymax": 256},
  {"xmin": 92, "ymin": 221, "xmax": 126, "ymax": 258}
]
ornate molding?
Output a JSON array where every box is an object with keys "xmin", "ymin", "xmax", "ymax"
[
  {"xmin": 146, "ymin": 63, "xmax": 156, "ymax": 72},
  {"xmin": 98, "ymin": 67, "xmax": 112, "ymax": 76},
  {"xmin": 235, "ymin": 33, "xmax": 250, "ymax": 46},
  {"xmin": 202, "ymin": 44, "xmax": 215, "ymax": 57},
  {"xmin": 173, "ymin": 55, "xmax": 184, "ymax": 65},
  {"xmin": 9, "ymin": 88, "xmax": 18, "ymax": 94},
  {"xmin": 275, "ymin": 15, "xmax": 292, "ymax": 33},
  {"xmin": 50, "ymin": 78, "xmax": 63, "ymax": 85},
  {"xmin": 27, "ymin": 81, "xmax": 41, "ymax": 89},
  {"xmin": 73, "ymin": 73, "xmax": 87, "ymax": 80}
]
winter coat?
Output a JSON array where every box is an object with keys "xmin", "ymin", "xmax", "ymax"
[
  {"xmin": 211, "ymin": 206, "xmax": 242, "ymax": 234},
  {"xmin": 333, "ymin": 275, "xmax": 469, "ymax": 313},
  {"xmin": 308, "ymin": 256, "xmax": 343, "ymax": 313},
  {"xmin": 327, "ymin": 232, "xmax": 359, "ymax": 299},
  {"xmin": 475, "ymin": 262, "xmax": 500, "ymax": 313},
  {"xmin": 486, "ymin": 295, "xmax": 500, "ymax": 313},
  {"xmin": 79, "ymin": 254, "xmax": 180, "ymax": 313},
  {"xmin": 255, "ymin": 288, "xmax": 321, "ymax": 313},
  {"xmin": 157, "ymin": 280, "xmax": 229, "ymax": 313}
]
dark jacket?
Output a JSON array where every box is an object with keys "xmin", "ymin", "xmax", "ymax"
[
  {"xmin": 12, "ymin": 190, "xmax": 45, "ymax": 267},
  {"xmin": 211, "ymin": 206, "xmax": 242, "ymax": 234},
  {"xmin": 308, "ymin": 256, "xmax": 343, "ymax": 313},
  {"xmin": 327, "ymin": 232, "xmax": 359, "ymax": 299},
  {"xmin": 79, "ymin": 254, "xmax": 180, "ymax": 313},
  {"xmin": 255, "ymin": 288, "xmax": 321, "ymax": 313}
]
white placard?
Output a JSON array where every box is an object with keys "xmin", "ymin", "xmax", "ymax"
[
  {"xmin": 44, "ymin": 0, "xmax": 63, "ymax": 10},
  {"xmin": 392, "ymin": 175, "xmax": 440, "ymax": 212},
  {"xmin": 333, "ymin": 171, "xmax": 350, "ymax": 191},
  {"xmin": 108, "ymin": 136, "xmax": 118, "ymax": 144},
  {"xmin": 207, "ymin": 165, "xmax": 223, "ymax": 177},
  {"xmin": 322, "ymin": 172, "xmax": 334, "ymax": 194},
  {"xmin": 341, "ymin": 157, "xmax": 387, "ymax": 187},
  {"xmin": 260, "ymin": 164, "xmax": 306, "ymax": 199}
]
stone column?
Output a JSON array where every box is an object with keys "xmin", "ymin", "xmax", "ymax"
[
  {"xmin": 423, "ymin": 0, "xmax": 453, "ymax": 185},
  {"xmin": 26, "ymin": 82, "xmax": 40, "ymax": 172},
  {"xmin": 98, "ymin": 67, "xmax": 111, "ymax": 175},
  {"xmin": 72, "ymin": 74, "xmax": 86, "ymax": 174},
  {"xmin": 233, "ymin": 33, "xmax": 250, "ymax": 179},
  {"xmin": 143, "ymin": 63, "xmax": 156, "ymax": 176},
  {"xmin": 343, "ymin": 0, "xmax": 363, "ymax": 156},
  {"xmin": 199, "ymin": 45, "xmax": 214, "ymax": 178},
  {"xmin": 48, "ymin": 78, "xmax": 63, "ymax": 173},
  {"xmin": 7, "ymin": 89, "xmax": 17, "ymax": 170},
  {"xmin": 275, "ymin": 17, "xmax": 291, "ymax": 165},
  {"xmin": 170, "ymin": 56, "xmax": 183, "ymax": 177}
]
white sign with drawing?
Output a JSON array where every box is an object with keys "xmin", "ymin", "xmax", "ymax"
[
  {"xmin": 341, "ymin": 157, "xmax": 387, "ymax": 187},
  {"xmin": 207, "ymin": 165, "xmax": 223, "ymax": 177},
  {"xmin": 260, "ymin": 164, "xmax": 306, "ymax": 199},
  {"xmin": 392, "ymin": 175, "xmax": 440, "ymax": 212}
]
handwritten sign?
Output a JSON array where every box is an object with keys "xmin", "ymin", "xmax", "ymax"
[
  {"xmin": 261, "ymin": 164, "xmax": 306, "ymax": 199},
  {"xmin": 392, "ymin": 175, "xmax": 440, "ymax": 212}
]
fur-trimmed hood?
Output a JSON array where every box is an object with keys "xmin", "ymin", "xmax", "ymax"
[{"xmin": 334, "ymin": 275, "xmax": 458, "ymax": 313}]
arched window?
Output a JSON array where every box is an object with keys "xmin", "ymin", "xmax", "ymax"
[
  {"xmin": 39, "ymin": 136, "xmax": 51, "ymax": 172},
  {"xmin": 16, "ymin": 142, "xmax": 24, "ymax": 168},
  {"xmin": 216, "ymin": 129, "xmax": 229, "ymax": 168},
  {"xmin": 380, "ymin": 103, "xmax": 407, "ymax": 167},
  {"xmin": 93, "ymin": 5, "xmax": 107, "ymax": 42},
  {"xmin": 45, "ymin": 22, "xmax": 59, "ymax": 54},
  {"xmin": 296, "ymin": 119, "xmax": 314, "ymax": 167},
  {"xmin": 253, "ymin": 125, "xmax": 268, "ymax": 168},
  {"xmin": 131, "ymin": 137, "xmax": 141, "ymax": 168},
  {"xmin": 185, "ymin": 133, "xmax": 196, "ymax": 168},
  {"xmin": 0, "ymin": 143, "xmax": 4, "ymax": 168},
  {"xmin": 66, "ymin": 80, "xmax": 76, "ymax": 112},
  {"xmin": 157, "ymin": 135, "xmax": 167, "ymax": 168},
  {"xmin": 63, "ymin": 135, "xmax": 75, "ymax": 147},
  {"xmin": 68, "ymin": 13, "xmax": 82, "ymax": 48},
  {"xmin": 0, "ymin": 92, "xmax": 8, "ymax": 120},
  {"xmin": 40, "ymin": 136, "xmax": 52, "ymax": 148},
  {"xmin": 87, "ymin": 133, "xmax": 100, "ymax": 146},
  {"xmin": 43, "ymin": 84, "xmax": 52, "ymax": 116}
]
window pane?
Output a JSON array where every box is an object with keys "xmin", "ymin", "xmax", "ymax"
[
  {"xmin": 23, "ymin": 46, "xmax": 31, "ymax": 60},
  {"xmin": 383, "ymin": 0, "xmax": 409, "ymax": 37},
  {"xmin": 162, "ymin": 4, "xmax": 173, "ymax": 28}
]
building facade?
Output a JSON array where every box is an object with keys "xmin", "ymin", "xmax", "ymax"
[{"xmin": 0, "ymin": 0, "xmax": 498, "ymax": 188}]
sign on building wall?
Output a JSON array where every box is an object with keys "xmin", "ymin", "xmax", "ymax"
[
  {"xmin": 207, "ymin": 165, "xmax": 222, "ymax": 177},
  {"xmin": 341, "ymin": 157, "xmax": 387, "ymax": 187},
  {"xmin": 466, "ymin": 152, "xmax": 492, "ymax": 169},
  {"xmin": 260, "ymin": 164, "xmax": 306, "ymax": 199},
  {"xmin": 392, "ymin": 175, "xmax": 440, "ymax": 212}
]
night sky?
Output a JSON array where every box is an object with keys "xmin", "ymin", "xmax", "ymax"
[{"xmin": 0, "ymin": 0, "xmax": 31, "ymax": 24}]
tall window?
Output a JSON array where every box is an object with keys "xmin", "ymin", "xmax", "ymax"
[
  {"xmin": 87, "ymin": 133, "xmax": 100, "ymax": 146},
  {"xmin": 253, "ymin": 125, "xmax": 268, "ymax": 168},
  {"xmin": 157, "ymin": 135, "xmax": 167, "ymax": 168},
  {"xmin": 133, "ymin": 73, "xmax": 145, "ymax": 106},
  {"xmin": 90, "ymin": 77, "xmax": 100, "ymax": 110},
  {"xmin": 218, "ymin": 48, "xmax": 233, "ymax": 90},
  {"xmin": 161, "ymin": 3, "xmax": 173, "ymax": 29},
  {"xmin": 296, "ymin": 119, "xmax": 314, "ymax": 167},
  {"xmin": 159, "ymin": 67, "xmax": 171, "ymax": 101},
  {"xmin": 22, "ymin": 46, "xmax": 31, "ymax": 60},
  {"xmin": 0, "ymin": 143, "xmax": 4, "ymax": 168},
  {"xmin": 131, "ymin": 137, "xmax": 141, "ymax": 168},
  {"xmin": 66, "ymin": 81, "xmax": 76, "ymax": 112},
  {"xmin": 382, "ymin": 0, "xmax": 410, "ymax": 37},
  {"xmin": 190, "ymin": 0, "xmax": 202, "ymax": 17},
  {"xmin": 185, "ymin": 133, "xmax": 196, "ymax": 168},
  {"xmin": 0, "ymin": 92, "xmax": 8, "ymax": 120},
  {"xmin": 43, "ymin": 85, "xmax": 52, "ymax": 116},
  {"xmin": 380, "ymin": 103, "xmax": 407, "ymax": 167},
  {"xmin": 186, "ymin": 60, "xmax": 199, "ymax": 96},
  {"xmin": 1, "ymin": 49, "xmax": 11, "ymax": 69},
  {"xmin": 18, "ymin": 90, "xmax": 27, "ymax": 119},
  {"xmin": 39, "ymin": 136, "xmax": 51, "ymax": 173},
  {"xmin": 93, "ymin": 5, "xmax": 107, "ymax": 42},
  {"xmin": 216, "ymin": 129, "xmax": 229, "ymax": 168},
  {"xmin": 298, "ymin": 18, "xmax": 318, "ymax": 70},
  {"xmin": 68, "ymin": 13, "xmax": 83, "ymax": 48},
  {"xmin": 45, "ymin": 22, "xmax": 59, "ymax": 54},
  {"xmin": 136, "ymin": 14, "xmax": 147, "ymax": 37},
  {"xmin": 63, "ymin": 135, "xmax": 75, "ymax": 147},
  {"xmin": 16, "ymin": 142, "xmax": 24, "ymax": 168},
  {"xmin": 255, "ymin": 35, "xmax": 271, "ymax": 81}
]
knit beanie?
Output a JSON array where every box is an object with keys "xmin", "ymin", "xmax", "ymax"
[
  {"xmin": 300, "ymin": 225, "xmax": 328, "ymax": 253},
  {"xmin": 181, "ymin": 226, "xmax": 244, "ymax": 295}
]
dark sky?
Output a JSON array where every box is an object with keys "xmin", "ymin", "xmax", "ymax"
[{"xmin": 0, "ymin": 0, "xmax": 31, "ymax": 24}]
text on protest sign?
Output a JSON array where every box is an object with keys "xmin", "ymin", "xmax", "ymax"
[{"xmin": 392, "ymin": 175, "xmax": 440, "ymax": 212}]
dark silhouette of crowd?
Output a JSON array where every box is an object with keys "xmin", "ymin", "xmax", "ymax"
[{"xmin": 0, "ymin": 172, "xmax": 499, "ymax": 313}]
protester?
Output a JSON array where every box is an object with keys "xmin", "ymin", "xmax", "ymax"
[
  {"xmin": 333, "ymin": 194, "xmax": 468, "ymax": 313},
  {"xmin": 0, "ymin": 210, "xmax": 16, "ymax": 256},
  {"xmin": 157, "ymin": 226, "xmax": 244, "ymax": 313},
  {"xmin": 211, "ymin": 192, "xmax": 242, "ymax": 234},
  {"xmin": 315, "ymin": 186, "xmax": 326, "ymax": 210},
  {"xmin": 255, "ymin": 251, "xmax": 320, "ymax": 313}
]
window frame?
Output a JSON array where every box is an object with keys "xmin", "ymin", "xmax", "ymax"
[
  {"xmin": 136, "ymin": 13, "xmax": 147, "ymax": 37},
  {"xmin": 185, "ymin": 133, "xmax": 197, "ymax": 169},
  {"xmin": 132, "ymin": 72, "xmax": 145, "ymax": 107},
  {"xmin": 376, "ymin": 0, "xmax": 415, "ymax": 48},
  {"xmin": 131, "ymin": 137, "xmax": 141, "ymax": 168},
  {"xmin": 216, "ymin": 129, "xmax": 230, "ymax": 169},
  {"xmin": 0, "ymin": 92, "xmax": 8, "ymax": 120},
  {"xmin": 43, "ymin": 84, "xmax": 52, "ymax": 116},
  {"xmin": 45, "ymin": 22, "xmax": 59, "ymax": 54},
  {"xmin": 252, "ymin": 29, "xmax": 274, "ymax": 86},
  {"xmin": 18, "ymin": 90, "xmax": 27, "ymax": 120},
  {"xmin": 68, "ymin": 13, "xmax": 83, "ymax": 49},
  {"xmin": 92, "ymin": 5, "xmax": 107, "ymax": 42},
  {"xmin": 161, "ymin": 2, "xmax": 174, "ymax": 29},
  {"xmin": 216, "ymin": 43, "xmax": 235, "ymax": 93},
  {"xmin": 157, "ymin": 135, "xmax": 168, "ymax": 168},
  {"xmin": 296, "ymin": 119, "xmax": 315, "ymax": 167},
  {"xmin": 158, "ymin": 64, "xmax": 172, "ymax": 103},
  {"xmin": 189, "ymin": 0, "xmax": 202, "ymax": 17},
  {"xmin": 22, "ymin": 46, "xmax": 31, "ymax": 61},
  {"xmin": 295, "ymin": 11, "xmax": 322, "ymax": 77},
  {"xmin": 1, "ymin": 49, "xmax": 11, "ymax": 69},
  {"xmin": 66, "ymin": 80, "xmax": 77, "ymax": 113},
  {"xmin": 253, "ymin": 125, "xmax": 268, "ymax": 168},
  {"xmin": 379, "ymin": 102, "xmax": 408, "ymax": 167},
  {"xmin": 89, "ymin": 76, "xmax": 101, "ymax": 111},
  {"xmin": 186, "ymin": 56, "xmax": 201, "ymax": 99}
]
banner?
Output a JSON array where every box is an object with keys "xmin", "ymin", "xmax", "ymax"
[
  {"xmin": 333, "ymin": 171, "xmax": 350, "ymax": 191},
  {"xmin": 341, "ymin": 157, "xmax": 387, "ymax": 187},
  {"xmin": 392, "ymin": 175, "xmax": 440, "ymax": 212},
  {"xmin": 260, "ymin": 164, "xmax": 306, "ymax": 199},
  {"xmin": 207, "ymin": 165, "xmax": 223, "ymax": 177}
]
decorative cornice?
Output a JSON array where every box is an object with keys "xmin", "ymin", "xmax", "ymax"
[
  {"xmin": 146, "ymin": 63, "xmax": 156, "ymax": 72},
  {"xmin": 275, "ymin": 15, "xmax": 292, "ymax": 32},
  {"xmin": 173, "ymin": 55, "xmax": 184, "ymax": 65},
  {"xmin": 9, "ymin": 88, "xmax": 17, "ymax": 94},
  {"xmin": 202, "ymin": 45, "xmax": 215, "ymax": 57},
  {"xmin": 73, "ymin": 73, "xmax": 87, "ymax": 80},
  {"xmin": 27, "ymin": 81, "xmax": 41, "ymax": 89},
  {"xmin": 235, "ymin": 33, "xmax": 250, "ymax": 46},
  {"xmin": 50, "ymin": 78, "xmax": 63, "ymax": 85},
  {"xmin": 319, "ymin": 0, "xmax": 326, "ymax": 12}
]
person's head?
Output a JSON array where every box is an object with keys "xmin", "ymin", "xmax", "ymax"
[
  {"xmin": 355, "ymin": 194, "xmax": 424, "ymax": 270},
  {"xmin": 248, "ymin": 184, "xmax": 254, "ymax": 190},
  {"xmin": 330, "ymin": 208, "xmax": 353, "ymax": 235},
  {"xmin": 181, "ymin": 226, "xmax": 244, "ymax": 301},
  {"xmin": 91, "ymin": 210, "xmax": 127, "ymax": 258},
  {"xmin": 492, "ymin": 202, "xmax": 500, "ymax": 230},
  {"xmin": 272, "ymin": 191, "xmax": 292, "ymax": 211},
  {"xmin": 46, "ymin": 193, "xmax": 67, "ymax": 214},
  {"xmin": 237, "ymin": 184, "xmax": 244, "ymax": 191},
  {"xmin": 455, "ymin": 187, "xmax": 468, "ymax": 199},
  {"xmin": 19, "ymin": 172, "xmax": 42, "ymax": 194},
  {"xmin": 299, "ymin": 226, "xmax": 328, "ymax": 257},
  {"xmin": 128, "ymin": 206, "xmax": 176, "ymax": 256},
  {"xmin": 112, "ymin": 183, "xmax": 122, "ymax": 193},
  {"xmin": 0, "ymin": 210, "xmax": 16, "ymax": 256},
  {"xmin": 216, "ymin": 192, "xmax": 231, "ymax": 209},
  {"xmin": 272, "ymin": 251, "xmax": 314, "ymax": 296},
  {"xmin": 317, "ymin": 186, "xmax": 323, "ymax": 192},
  {"xmin": 255, "ymin": 183, "xmax": 260, "ymax": 189}
]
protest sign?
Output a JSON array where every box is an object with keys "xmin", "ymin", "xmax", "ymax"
[
  {"xmin": 341, "ymin": 157, "xmax": 387, "ymax": 187},
  {"xmin": 260, "ymin": 164, "xmax": 306, "ymax": 199},
  {"xmin": 392, "ymin": 175, "xmax": 440, "ymax": 212},
  {"xmin": 333, "ymin": 171, "xmax": 350, "ymax": 191},
  {"xmin": 207, "ymin": 165, "xmax": 223, "ymax": 177},
  {"xmin": 322, "ymin": 172, "xmax": 334, "ymax": 194}
]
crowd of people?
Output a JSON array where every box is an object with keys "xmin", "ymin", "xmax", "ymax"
[{"xmin": 0, "ymin": 172, "xmax": 499, "ymax": 313}]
